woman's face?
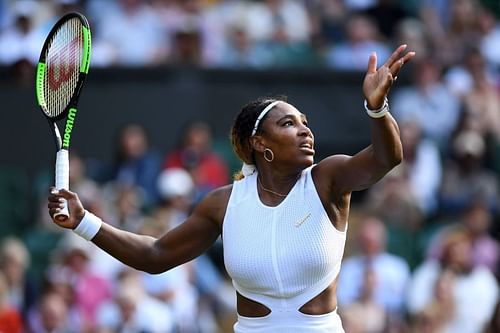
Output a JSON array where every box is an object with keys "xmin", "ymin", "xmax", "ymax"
[{"xmin": 258, "ymin": 102, "xmax": 315, "ymax": 168}]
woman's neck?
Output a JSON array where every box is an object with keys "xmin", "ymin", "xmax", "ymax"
[{"xmin": 257, "ymin": 169, "xmax": 302, "ymax": 198}]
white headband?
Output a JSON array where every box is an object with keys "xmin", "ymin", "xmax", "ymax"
[{"xmin": 251, "ymin": 100, "xmax": 281, "ymax": 136}]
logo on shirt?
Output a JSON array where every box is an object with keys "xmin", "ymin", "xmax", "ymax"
[{"xmin": 294, "ymin": 212, "xmax": 311, "ymax": 227}]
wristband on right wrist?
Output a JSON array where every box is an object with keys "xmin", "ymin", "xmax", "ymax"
[
  {"xmin": 364, "ymin": 98, "xmax": 389, "ymax": 118},
  {"xmin": 73, "ymin": 210, "xmax": 102, "ymax": 241}
]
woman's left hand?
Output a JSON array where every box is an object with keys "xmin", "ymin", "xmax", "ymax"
[{"xmin": 363, "ymin": 44, "xmax": 415, "ymax": 109}]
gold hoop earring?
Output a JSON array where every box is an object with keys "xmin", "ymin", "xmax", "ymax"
[{"xmin": 264, "ymin": 148, "xmax": 274, "ymax": 162}]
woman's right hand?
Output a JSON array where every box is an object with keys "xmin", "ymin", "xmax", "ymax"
[{"xmin": 47, "ymin": 188, "xmax": 85, "ymax": 229}]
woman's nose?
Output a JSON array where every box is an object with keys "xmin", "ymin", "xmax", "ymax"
[{"xmin": 298, "ymin": 125, "xmax": 313, "ymax": 137}]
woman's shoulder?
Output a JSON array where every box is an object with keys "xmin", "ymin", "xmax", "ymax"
[
  {"xmin": 205, "ymin": 184, "xmax": 233, "ymax": 201},
  {"xmin": 195, "ymin": 184, "xmax": 234, "ymax": 224}
]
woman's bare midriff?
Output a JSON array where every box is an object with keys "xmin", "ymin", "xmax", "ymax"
[{"xmin": 236, "ymin": 279, "xmax": 339, "ymax": 317}]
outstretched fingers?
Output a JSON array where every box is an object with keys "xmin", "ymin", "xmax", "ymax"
[
  {"xmin": 384, "ymin": 44, "xmax": 408, "ymax": 69},
  {"xmin": 389, "ymin": 50, "xmax": 416, "ymax": 80}
]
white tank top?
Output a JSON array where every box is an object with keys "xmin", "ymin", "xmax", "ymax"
[{"xmin": 223, "ymin": 165, "xmax": 347, "ymax": 315}]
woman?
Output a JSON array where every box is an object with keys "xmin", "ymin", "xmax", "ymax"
[{"xmin": 48, "ymin": 44, "xmax": 414, "ymax": 332}]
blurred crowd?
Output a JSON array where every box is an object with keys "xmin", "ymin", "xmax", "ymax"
[
  {"xmin": 1, "ymin": 0, "xmax": 500, "ymax": 332},
  {"xmin": 0, "ymin": 0, "xmax": 498, "ymax": 70}
]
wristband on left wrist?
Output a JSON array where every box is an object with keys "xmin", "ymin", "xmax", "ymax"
[{"xmin": 364, "ymin": 98, "xmax": 389, "ymax": 118}]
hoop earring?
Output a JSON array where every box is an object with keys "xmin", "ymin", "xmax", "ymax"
[{"xmin": 264, "ymin": 148, "xmax": 274, "ymax": 162}]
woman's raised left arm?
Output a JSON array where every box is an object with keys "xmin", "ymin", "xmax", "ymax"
[{"xmin": 315, "ymin": 44, "xmax": 415, "ymax": 194}]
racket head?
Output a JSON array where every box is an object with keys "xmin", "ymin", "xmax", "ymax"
[{"xmin": 35, "ymin": 12, "xmax": 91, "ymax": 122}]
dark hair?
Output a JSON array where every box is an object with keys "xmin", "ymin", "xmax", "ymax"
[{"xmin": 230, "ymin": 96, "xmax": 287, "ymax": 179}]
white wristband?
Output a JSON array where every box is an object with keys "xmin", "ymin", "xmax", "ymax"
[
  {"xmin": 73, "ymin": 210, "xmax": 102, "ymax": 241},
  {"xmin": 364, "ymin": 98, "xmax": 389, "ymax": 118}
]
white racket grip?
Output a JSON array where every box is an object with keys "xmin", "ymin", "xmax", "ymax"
[{"xmin": 54, "ymin": 150, "xmax": 69, "ymax": 220}]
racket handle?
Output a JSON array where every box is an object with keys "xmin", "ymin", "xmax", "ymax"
[{"xmin": 54, "ymin": 149, "xmax": 69, "ymax": 221}]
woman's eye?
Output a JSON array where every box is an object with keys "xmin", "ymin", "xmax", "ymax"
[{"xmin": 283, "ymin": 121, "xmax": 293, "ymax": 126}]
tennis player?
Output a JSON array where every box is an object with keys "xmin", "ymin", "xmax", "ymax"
[{"xmin": 48, "ymin": 44, "xmax": 414, "ymax": 332}]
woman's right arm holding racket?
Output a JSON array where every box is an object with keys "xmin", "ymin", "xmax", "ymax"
[{"xmin": 47, "ymin": 186, "xmax": 229, "ymax": 273}]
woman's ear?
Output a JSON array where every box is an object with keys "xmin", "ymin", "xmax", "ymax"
[{"xmin": 250, "ymin": 135, "xmax": 266, "ymax": 154}]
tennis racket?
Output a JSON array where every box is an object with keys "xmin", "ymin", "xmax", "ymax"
[{"xmin": 35, "ymin": 12, "xmax": 91, "ymax": 221}]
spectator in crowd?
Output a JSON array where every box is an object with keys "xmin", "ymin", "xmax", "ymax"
[
  {"xmin": 242, "ymin": 0, "xmax": 315, "ymax": 67},
  {"xmin": 439, "ymin": 0, "xmax": 483, "ymax": 66},
  {"xmin": 364, "ymin": 0, "xmax": 409, "ymax": 41},
  {"xmin": 460, "ymin": 48, "xmax": 500, "ymax": 142},
  {"xmin": 171, "ymin": 24, "xmax": 203, "ymax": 66},
  {"xmin": 393, "ymin": 18, "xmax": 430, "ymax": 63},
  {"xmin": 163, "ymin": 121, "xmax": 229, "ymax": 202},
  {"xmin": 27, "ymin": 292, "xmax": 73, "ymax": 333},
  {"xmin": 421, "ymin": 0, "xmax": 483, "ymax": 68},
  {"xmin": 326, "ymin": 13, "xmax": 391, "ymax": 71},
  {"xmin": 45, "ymin": 234, "xmax": 112, "ymax": 331},
  {"xmin": 218, "ymin": 23, "xmax": 273, "ymax": 68},
  {"xmin": 96, "ymin": 269, "xmax": 174, "ymax": 333},
  {"xmin": 427, "ymin": 200, "xmax": 500, "ymax": 276},
  {"xmin": 419, "ymin": 0, "xmax": 452, "ymax": 29},
  {"xmin": 364, "ymin": 165, "xmax": 424, "ymax": 233},
  {"xmin": 478, "ymin": 6, "xmax": 500, "ymax": 70},
  {"xmin": 391, "ymin": 58, "xmax": 461, "ymax": 149},
  {"xmin": 92, "ymin": 0, "xmax": 167, "ymax": 66},
  {"xmin": 307, "ymin": 0, "xmax": 347, "ymax": 48},
  {"xmin": 444, "ymin": 45, "xmax": 498, "ymax": 100},
  {"xmin": 155, "ymin": 0, "xmax": 227, "ymax": 66},
  {"xmin": 462, "ymin": 201, "xmax": 500, "ymax": 275},
  {"xmin": 0, "ymin": 237, "xmax": 37, "ymax": 320},
  {"xmin": 439, "ymin": 129, "xmax": 499, "ymax": 215},
  {"xmin": 338, "ymin": 216, "xmax": 411, "ymax": 316},
  {"xmin": 0, "ymin": 272, "xmax": 23, "ymax": 333},
  {"xmin": 154, "ymin": 167, "xmax": 195, "ymax": 229},
  {"xmin": 0, "ymin": 1, "xmax": 41, "ymax": 66},
  {"xmin": 102, "ymin": 184, "xmax": 147, "ymax": 233},
  {"xmin": 409, "ymin": 269, "xmax": 456, "ymax": 333},
  {"xmin": 245, "ymin": 0, "xmax": 311, "ymax": 47},
  {"xmin": 340, "ymin": 266, "xmax": 388, "ymax": 333},
  {"xmin": 205, "ymin": 0, "xmax": 267, "ymax": 68},
  {"xmin": 108, "ymin": 123, "xmax": 162, "ymax": 209},
  {"xmin": 407, "ymin": 229, "xmax": 499, "ymax": 333}
]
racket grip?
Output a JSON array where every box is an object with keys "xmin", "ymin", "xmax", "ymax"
[{"xmin": 54, "ymin": 149, "xmax": 69, "ymax": 221}]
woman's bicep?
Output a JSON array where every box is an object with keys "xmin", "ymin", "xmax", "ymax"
[
  {"xmin": 153, "ymin": 207, "xmax": 222, "ymax": 273},
  {"xmin": 151, "ymin": 187, "xmax": 230, "ymax": 273},
  {"xmin": 316, "ymin": 147, "xmax": 390, "ymax": 195}
]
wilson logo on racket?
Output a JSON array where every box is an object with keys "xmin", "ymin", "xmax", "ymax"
[
  {"xmin": 62, "ymin": 108, "xmax": 77, "ymax": 148},
  {"xmin": 48, "ymin": 36, "xmax": 80, "ymax": 91}
]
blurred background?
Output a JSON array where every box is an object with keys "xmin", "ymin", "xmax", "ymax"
[{"xmin": 0, "ymin": 0, "xmax": 499, "ymax": 332}]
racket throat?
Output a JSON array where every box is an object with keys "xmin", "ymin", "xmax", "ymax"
[{"xmin": 47, "ymin": 120, "xmax": 63, "ymax": 150}]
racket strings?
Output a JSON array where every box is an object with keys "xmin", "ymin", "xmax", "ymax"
[{"xmin": 44, "ymin": 18, "xmax": 83, "ymax": 118}]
